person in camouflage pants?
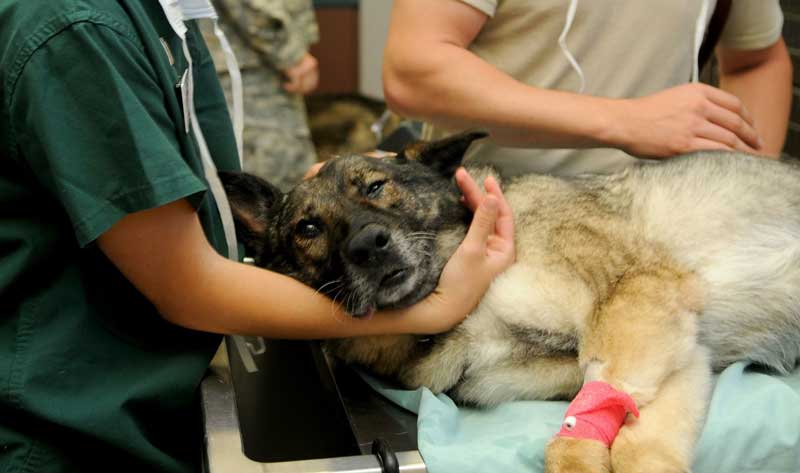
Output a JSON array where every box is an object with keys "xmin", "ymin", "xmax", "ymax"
[{"xmin": 205, "ymin": 0, "xmax": 319, "ymax": 191}]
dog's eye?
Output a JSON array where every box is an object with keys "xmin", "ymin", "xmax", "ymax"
[
  {"xmin": 366, "ymin": 180, "xmax": 386, "ymax": 199},
  {"xmin": 295, "ymin": 220, "xmax": 322, "ymax": 239}
]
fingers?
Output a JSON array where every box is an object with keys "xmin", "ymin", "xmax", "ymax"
[
  {"xmin": 302, "ymin": 68, "xmax": 319, "ymax": 94},
  {"xmin": 363, "ymin": 150, "xmax": 397, "ymax": 158},
  {"xmin": 703, "ymin": 99, "xmax": 762, "ymax": 151},
  {"xmin": 455, "ymin": 167, "xmax": 483, "ymax": 212},
  {"xmin": 689, "ymin": 138, "xmax": 732, "ymax": 152},
  {"xmin": 455, "ymin": 168, "xmax": 514, "ymax": 241},
  {"xmin": 484, "ymin": 175, "xmax": 514, "ymax": 241},
  {"xmin": 703, "ymin": 85, "xmax": 755, "ymax": 128},
  {"xmin": 283, "ymin": 71, "xmax": 302, "ymax": 93},
  {"xmin": 703, "ymin": 86, "xmax": 763, "ymax": 153},
  {"xmin": 697, "ymin": 122, "xmax": 758, "ymax": 154},
  {"xmin": 283, "ymin": 54, "xmax": 319, "ymax": 95},
  {"xmin": 461, "ymin": 194, "xmax": 499, "ymax": 251},
  {"xmin": 303, "ymin": 162, "xmax": 325, "ymax": 179},
  {"xmin": 284, "ymin": 72, "xmax": 317, "ymax": 94}
]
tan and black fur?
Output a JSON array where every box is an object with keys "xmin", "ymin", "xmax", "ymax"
[{"xmin": 221, "ymin": 132, "xmax": 800, "ymax": 473}]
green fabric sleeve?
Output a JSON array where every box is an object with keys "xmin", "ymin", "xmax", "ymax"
[{"xmin": 9, "ymin": 18, "xmax": 207, "ymax": 247}]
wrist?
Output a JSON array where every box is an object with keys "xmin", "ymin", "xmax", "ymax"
[
  {"xmin": 591, "ymin": 97, "xmax": 635, "ymax": 152},
  {"xmin": 379, "ymin": 291, "xmax": 471, "ymax": 336},
  {"xmin": 386, "ymin": 297, "xmax": 441, "ymax": 335}
]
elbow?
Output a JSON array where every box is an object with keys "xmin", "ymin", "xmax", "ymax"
[
  {"xmin": 154, "ymin": 298, "xmax": 203, "ymax": 332},
  {"xmin": 157, "ymin": 300, "xmax": 226, "ymax": 334},
  {"xmin": 718, "ymin": 38, "xmax": 792, "ymax": 77},
  {"xmin": 149, "ymin": 263, "xmax": 226, "ymax": 334},
  {"xmin": 383, "ymin": 61, "xmax": 419, "ymax": 118},
  {"xmin": 382, "ymin": 52, "xmax": 442, "ymax": 120}
]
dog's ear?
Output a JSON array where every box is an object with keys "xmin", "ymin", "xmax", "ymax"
[
  {"xmin": 219, "ymin": 171, "xmax": 282, "ymax": 259},
  {"xmin": 397, "ymin": 130, "xmax": 488, "ymax": 176}
]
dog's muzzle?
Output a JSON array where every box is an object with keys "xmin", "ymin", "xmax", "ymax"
[{"xmin": 346, "ymin": 223, "xmax": 392, "ymax": 266}]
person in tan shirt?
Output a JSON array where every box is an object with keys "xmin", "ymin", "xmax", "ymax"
[{"xmin": 384, "ymin": 0, "xmax": 791, "ymax": 177}]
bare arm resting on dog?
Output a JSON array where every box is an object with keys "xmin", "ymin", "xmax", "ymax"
[
  {"xmin": 383, "ymin": 0, "xmax": 770, "ymax": 158},
  {"xmin": 97, "ymin": 170, "xmax": 513, "ymax": 338}
]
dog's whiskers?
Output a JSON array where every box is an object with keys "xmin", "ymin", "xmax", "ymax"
[
  {"xmin": 409, "ymin": 231, "xmax": 436, "ymax": 237},
  {"xmin": 411, "ymin": 247, "xmax": 433, "ymax": 259},
  {"xmin": 344, "ymin": 291, "xmax": 358, "ymax": 317},
  {"xmin": 330, "ymin": 287, "xmax": 345, "ymax": 320},
  {"xmin": 316, "ymin": 278, "xmax": 343, "ymax": 296}
]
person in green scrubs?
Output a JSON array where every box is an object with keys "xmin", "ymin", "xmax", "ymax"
[{"xmin": 0, "ymin": 1, "xmax": 514, "ymax": 472}]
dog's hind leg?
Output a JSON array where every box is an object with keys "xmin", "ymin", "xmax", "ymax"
[{"xmin": 545, "ymin": 265, "xmax": 708, "ymax": 473}]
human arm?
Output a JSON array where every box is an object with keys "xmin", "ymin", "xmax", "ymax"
[
  {"xmin": 216, "ymin": 0, "xmax": 319, "ymax": 85},
  {"xmin": 242, "ymin": 0, "xmax": 319, "ymax": 94},
  {"xmin": 97, "ymin": 169, "xmax": 513, "ymax": 338},
  {"xmin": 10, "ymin": 18, "xmax": 510, "ymax": 339},
  {"xmin": 716, "ymin": 38, "xmax": 792, "ymax": 158},
  {"xmin": 383, "ymin": 0, "xmax": 762, "ymax": 158}
]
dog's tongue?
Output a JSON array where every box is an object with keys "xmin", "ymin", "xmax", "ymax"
[
  {"xmin": 362, "ymin": 306, "xmax": 375, "ymax": 320},
  {"xmin": 353, "ymin": 305, "xmax": 375, "ymax": 319}
]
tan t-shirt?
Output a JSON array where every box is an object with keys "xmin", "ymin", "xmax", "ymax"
[{"xmin": 422, "ymin": 0, "xmax": 784, "ymax": 177}]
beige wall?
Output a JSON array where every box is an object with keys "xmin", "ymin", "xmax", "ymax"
[{"xmin": 358, "ymin": 1, "xmax": 393, "ymax": 100}]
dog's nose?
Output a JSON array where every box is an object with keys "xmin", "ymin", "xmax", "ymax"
[{"xmin": 346, "ymin": 224, "xmax": 391, "ymax": 266}]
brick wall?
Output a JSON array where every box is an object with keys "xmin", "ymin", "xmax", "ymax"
[{"xmin": 781, "ymin": 0, "xmax": 800, "ymax": 159}]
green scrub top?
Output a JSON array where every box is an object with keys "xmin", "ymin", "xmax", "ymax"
[{"xmin": 0, "ymin": 1, "xmax": 240, "ymax": 472}]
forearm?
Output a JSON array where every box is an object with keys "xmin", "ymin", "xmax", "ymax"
[
  {"xmin": 717, "ymin": 39, "xmax": 793, "ymax": 157},
  {"xmin": 99, "ymin": 182, "xmax": 514, "ymax": 341},
  {"xmin": 98, "ymin": 199, "xmax": 430, "ymax": 339},
  {"xmin": 163, "ymin": 253, "xmax": 426, "ymax": 339},
  {"xmin": 384, "ymin": 43, "xmax": 620, "ymax": 149},
  {"xmin": 385, "ymin": 0, "xmax": 766, "ymax": 159}
]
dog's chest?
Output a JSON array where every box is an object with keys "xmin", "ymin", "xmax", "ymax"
[
  {"xmin": 474, "ymin": 260, "xmax": 592, "ymax": 325},
  {"xmin": 459, "ymin": 262, "xmax": 590, "ymax": 364}
]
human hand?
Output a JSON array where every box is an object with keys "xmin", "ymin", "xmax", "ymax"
[
  {"xmin": 450, "ymin": 168, "xmax": 515, "ymax": 280},
  {"xmin": 304, "ymin": 151, "xmax": 395, "ymax": 180},
  {"xmin": 399, "ymin": 168, "xmax": 515, "ymax": 334},
  {"xmin": 303, "ymin": 161, "xmax": 324, "ymax": 179},
  {"xmin": 613, "ymin": 83, "xmax": 763, "ymax": 158},
  {"xmin": 283, "ymin": 52, "xmax": 319, "ymax": 95}
]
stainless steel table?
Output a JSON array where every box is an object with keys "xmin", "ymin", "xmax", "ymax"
[{"xmin": 201, "ymin": 337, "xmax": 427, "ymax": 473}]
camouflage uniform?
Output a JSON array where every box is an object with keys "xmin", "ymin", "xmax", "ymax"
[{"xmin": 204, "ymin": 0, "xmax": 319, "ymax": 190}]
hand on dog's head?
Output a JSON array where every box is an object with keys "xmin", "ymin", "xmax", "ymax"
[{"xmin": 220, "ymin": 130, "xmax": 488, "ymax": 316}]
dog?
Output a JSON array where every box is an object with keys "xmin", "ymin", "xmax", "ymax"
[{"xmin": 221, "ymin": 131, "xmax": 800, "ymax": 473}]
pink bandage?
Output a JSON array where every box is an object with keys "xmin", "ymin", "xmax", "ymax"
[{"xmin": 555, "ymin": 381, "xmax": 640, "ymax": 447}]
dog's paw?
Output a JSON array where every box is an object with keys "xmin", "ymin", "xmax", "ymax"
[
  {"xmin": 544, "ymin": 436, "xmax": 610, "ymax": 473},
  {"xmin": 611, "ymin": 427, "xmax": 691, "ymax": 473}
]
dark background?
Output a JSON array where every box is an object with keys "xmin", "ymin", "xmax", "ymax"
[{"xmin": 779, "ymin": 0, "xmax": 799, "ymax": 159}]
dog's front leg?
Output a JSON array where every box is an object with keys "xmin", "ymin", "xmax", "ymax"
[
  {"xmin": 610, "ymin": 348, "xmax": 711, "ymax": 473},
  {"xmin": 545, "ymin": 267, "xmax": 707, "ymax": 473}
]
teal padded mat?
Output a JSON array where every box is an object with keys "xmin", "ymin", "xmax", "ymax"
[{"xmin": 364, "ymin": 362, "xmax": 800, "ymax": 473}]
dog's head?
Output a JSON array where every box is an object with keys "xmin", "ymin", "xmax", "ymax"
[{"xmin": 221, "ymin": 131, "xmax": 487, "ymax": 317}]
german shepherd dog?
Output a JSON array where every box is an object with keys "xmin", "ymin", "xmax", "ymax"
[{"xmin": 221, "ymin": 132, "xmax": 800, "ymax": 473}]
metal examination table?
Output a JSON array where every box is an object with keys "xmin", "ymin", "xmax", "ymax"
[{"xmin": 201, "ymin": 336, "xmax": 427, "ymax": 473}]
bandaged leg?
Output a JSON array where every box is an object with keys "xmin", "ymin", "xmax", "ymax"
[
  {"xmin": 545, "ymin": 268, "xmax": 705, "ymax": 473},
  {"xmin": 611, "ymin": 348, "xmax": 711, "ymax": 473},
  {"xmin": 555, "ymin": 381, "xmax": 639, "ymax": 447}
]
